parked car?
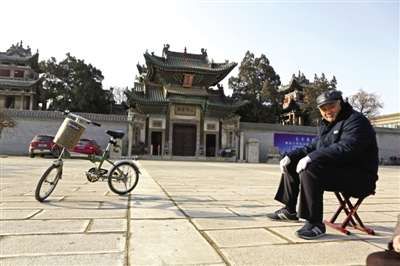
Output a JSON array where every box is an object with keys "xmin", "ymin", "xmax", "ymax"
[
  {"xmin": 71, "ymin": 139, "xmax": 102, "ymax": 155},
  {"xmin": 29, "ymin": 135, "xmax": 61, "ymax": 158}
]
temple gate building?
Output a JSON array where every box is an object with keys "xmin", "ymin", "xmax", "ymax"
[
  {"xmin": 279, "ymin": 73, "xmax": 313, "ymax": 125},
  {"xmin": 127, "ymin": 45, "xmax": 246, "ymax": 158},
  {"xmin": 0, "ymin": 42, "xmax": 41, "ymax": 110}
]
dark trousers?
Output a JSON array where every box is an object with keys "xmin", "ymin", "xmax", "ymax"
[{"xmin": 274, "ymin": 159, "xmax": 375, "ymax": 223}]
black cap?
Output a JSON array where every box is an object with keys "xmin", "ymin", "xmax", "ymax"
[{"xmin": 316, "ymin": 90, "xmax": 343, "ymax": 107}]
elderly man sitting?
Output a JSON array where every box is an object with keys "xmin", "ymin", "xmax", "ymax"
[{"xmin": 267, "ymin": 90, "xmax": 379, "ymax": 240}]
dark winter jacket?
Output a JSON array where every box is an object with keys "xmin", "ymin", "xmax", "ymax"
[{"xmin": 288, "ymin": 101, "xmax": 379, "ymax": 182}]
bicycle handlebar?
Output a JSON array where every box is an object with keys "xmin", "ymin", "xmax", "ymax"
[
  {"xmin": 91, "ymin": 121, "xmax": 101, "ymax": 127},
  {"xmin": 62, "ymin": 110, "xmax": 102, "ymax": 127}
]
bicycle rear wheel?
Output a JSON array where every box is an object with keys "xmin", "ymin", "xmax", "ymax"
[
  {"xmin": 35, "ymin": 164, "xmax": 62, "ymax": 202},
  {"xmin": 108, "ymin": 162, "xmax": 139, "ymax": 195}
]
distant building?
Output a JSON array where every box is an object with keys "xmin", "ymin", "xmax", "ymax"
[
  {"xmin": 127, "ymin": 44, "xmax": 246, "ymax": 158},
  {"xmin": 279, "ymin": 73, "xmax": 313, "ymax": 125},
  {"xmin": 0, "ymin": 42, "xmax": 41, "ymax": 110},
  {"xmin": 370, "ymin": 113, "xmax": 400, "ymax": 129}
]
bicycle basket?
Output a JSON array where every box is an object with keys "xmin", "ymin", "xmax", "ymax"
[{"xmin": 54, "ymin": 118, "xmax": 85, "ymax": 149}]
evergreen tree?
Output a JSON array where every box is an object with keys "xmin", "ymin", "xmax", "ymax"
[
  {"xmin": 39, "ymin": 54, "xmax": 110, "ymax": 113},
  {"xmin": 229, "ymin": 51, "xmax": 281, "ymax": 122},
  {"xmin": 302, "ymin": 73, "xmax": 337, "ymax": 125}
]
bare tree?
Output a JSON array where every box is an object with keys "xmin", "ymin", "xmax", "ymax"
[
  {"xmin": 348, "ymin": 89, "xmax": 383, "ymax": 118},
  {"xmin": 110, "ymin": 87, "xmax": 128, "ymax": 104}
]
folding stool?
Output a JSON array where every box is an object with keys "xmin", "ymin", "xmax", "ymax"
[{"xmin": 324, "ymin": 191, "xmax": 375, "ymax": 235}]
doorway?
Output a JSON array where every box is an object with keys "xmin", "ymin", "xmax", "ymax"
[
  {"xmin": 206, "ymin": 134, "xmax": 216, "ymax": 157},
  {"xmin": 151, "ymin": 131, "xmax": 162, "ymax": 155},
  {"xmin": 172, "ymin": 124, "xmax": 196, "ymax": 156}
]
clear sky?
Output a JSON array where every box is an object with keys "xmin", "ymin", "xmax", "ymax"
[{"xmin": 2, "ymin": 0, "xmax": 399, "ymax": 115}]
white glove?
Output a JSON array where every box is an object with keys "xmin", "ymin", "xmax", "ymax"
[
  {"xmin": 279, "ymin": 156, "xmax": 291, "ymax": 174},
  {"xmin": 296, "ymin": 156, "xmax": 311, "ymax": 173}
]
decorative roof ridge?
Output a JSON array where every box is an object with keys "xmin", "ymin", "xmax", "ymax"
[
  {"xmin": 166, "ymin": 50, "xmax": 207, "ymax": 61},
  {"xmin": 1, "ymin": 41, "xmax": 38, "ymax": 58},
  {"xmin": 148, "ymin": 52, "xmax": 165, "ymax": 62},
  {"xmin": 160, "ymin": 44, "xmax": 208, "ymax": 61}
]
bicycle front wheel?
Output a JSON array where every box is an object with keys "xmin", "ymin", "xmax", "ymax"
[
  {"xmin": 35, "ymin": 164, "xmax": 62, "ymax": 202},
  {"xmin": 108, "ymin": 162, "xmax": 139, "ymax": 195}
]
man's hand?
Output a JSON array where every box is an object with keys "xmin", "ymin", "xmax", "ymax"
[
  {"xmin": 296, "ymin": 156, "xmax": 311, "ymax": 173},
  {"xmin": 279, "ymin": 156, "xmax": 291, "ymax": 174}
]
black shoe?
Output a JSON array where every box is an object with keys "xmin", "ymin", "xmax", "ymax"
[
  {"xmin": 266, "ymin": 207, "xmax": 298, "ymax": 221},
  {"xmin": 296, "ymin": 222, "xmax": 326, "ymax": 240}
]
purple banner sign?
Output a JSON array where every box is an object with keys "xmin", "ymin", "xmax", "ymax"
[{"xmin": 273, "ymin": 133, "xmax": 316, "ymax": 154}]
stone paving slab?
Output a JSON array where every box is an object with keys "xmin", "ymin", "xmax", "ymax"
[
  {"xmin": 0, "ymin": 253, "xmax": 125, "ymax": 266},
  {"xmin": 170, "ymin": 195, "xmax": 217, "ymax": 202},
  {"xmin": 33, "ymin": 209, "xmax": 127, "ymax": 219},
  {"xmin": 0, "ymin": 219, "xmax": 89, "ymax": 235},
  {"xmin": 361, "ymin": 197, "xmax": 400, "ymax": 204},
  {"xmin": 130, "ymin": 205, "xmax": 186, "ymax": 219},
  {"xmin": 359, "ymin": 221, "xmax": 397, "ymax": 250},
  {"xmin": 62, "ymin": 195, "xmax": 129, "ymax": 202},
  {"xmin": 0, "ymin": 233, "xmax": 125, "ymax": 257},
  {"xmin": 130, "ymin": 219, "xmax": 223, "ymax": 265},
  {"xmin": 130, "ymin": 199, "xmax": 176, "ymax": 208},
  {"xmin": 88, "ymin": 219, "xmax": 127, "ymax": 233},
  {"xmin": 192, "ymin": 216, "xmax": 302, "ymax": 230},
  {"xmin": 1, "ymin": 209, "xmax": 41, "ymax": 220},
  {"xmin": 175, "ymin": 200, "xmax": 267, "ymax": 208},
  {"xmin": 0, "ymin": 200, "xmax": 102, "ymax": 209},
  {"xmin": 0, "ymin": 196, "xmax": 64, "ymax": 202},
  {"xmin": 205, "ymin": 228, "xmax": 288, "ymax": 247},
  {"xmin": 220, "ymin": 241, "xmax": 381, "ymax": 266},
  {"xmin": 228, "ymin": 206, "xmax": 281, "ymax": 216},
  {"xmin": 179, "ymin": 207, "xmax": 238, "ymax": 218}
]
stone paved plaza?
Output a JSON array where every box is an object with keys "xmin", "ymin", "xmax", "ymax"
[{"xmin": 0, "ymin": 156, "xmax": 399, "ymax": 265}]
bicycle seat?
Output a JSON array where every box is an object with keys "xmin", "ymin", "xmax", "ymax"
[{"xmin": 106, "ymin": 130, "xmax": 125, "ymax": 139}]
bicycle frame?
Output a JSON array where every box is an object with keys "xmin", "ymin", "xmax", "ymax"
[{"xmin": 88, "ymin": 138, "xmax": 121, "ymax": 173}]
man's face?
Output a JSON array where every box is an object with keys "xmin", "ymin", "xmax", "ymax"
[{"xmin": 319, "ymin": 101, "xmax": 341, "ymax": 123}]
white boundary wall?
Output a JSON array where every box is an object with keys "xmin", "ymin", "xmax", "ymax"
[
  {"xmin": 1, "ymin": 110, "xmax": 399, "ymax": 164},
  {"xmin": 0, "ymin": 110, "xmax": 128, "ymax": 155},
  {"xmin": 240, "ymin": 122, "xmax": 400, "ymax": 163}
]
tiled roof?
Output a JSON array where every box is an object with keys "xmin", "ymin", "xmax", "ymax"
[
  {"xmin": 129, "ymin": 84, "xmax": 168, "ymax": 104},
  {"xmin": 278, "ymin": 77, "xmax": 313, "ymax": 93},
  {"xmin": 128, "ymin": 82, "xmax": 247, "ymax": 113},
  {"xmin": 165, "ymin": 84, "xmax": 209, "ymax": 96},
  {"xmin": 0, "ymin": 43, "xmax": 39, "ymax": 68},
  {"xmin": 0, "ymin": 78, "xmax": 40, "ymax": 88},
  {"xmin": 142, "ymin": 46, "xmax": 237, "ymax": 87},
  {"xmin": 144, "ymin": 52, "xmax": 237, "ymax": 72},
  {"xmin": 0, "ymin": 53, "xmax": 37, "ymax": 63}
]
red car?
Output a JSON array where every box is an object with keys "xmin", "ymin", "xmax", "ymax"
[
  {"xmin": 29, "ymin": 135, "xmax": 61, "ymax": 158},
  {"xmin": 72, "ymin": 139, "xmax": 102, "ymax": 155}
]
